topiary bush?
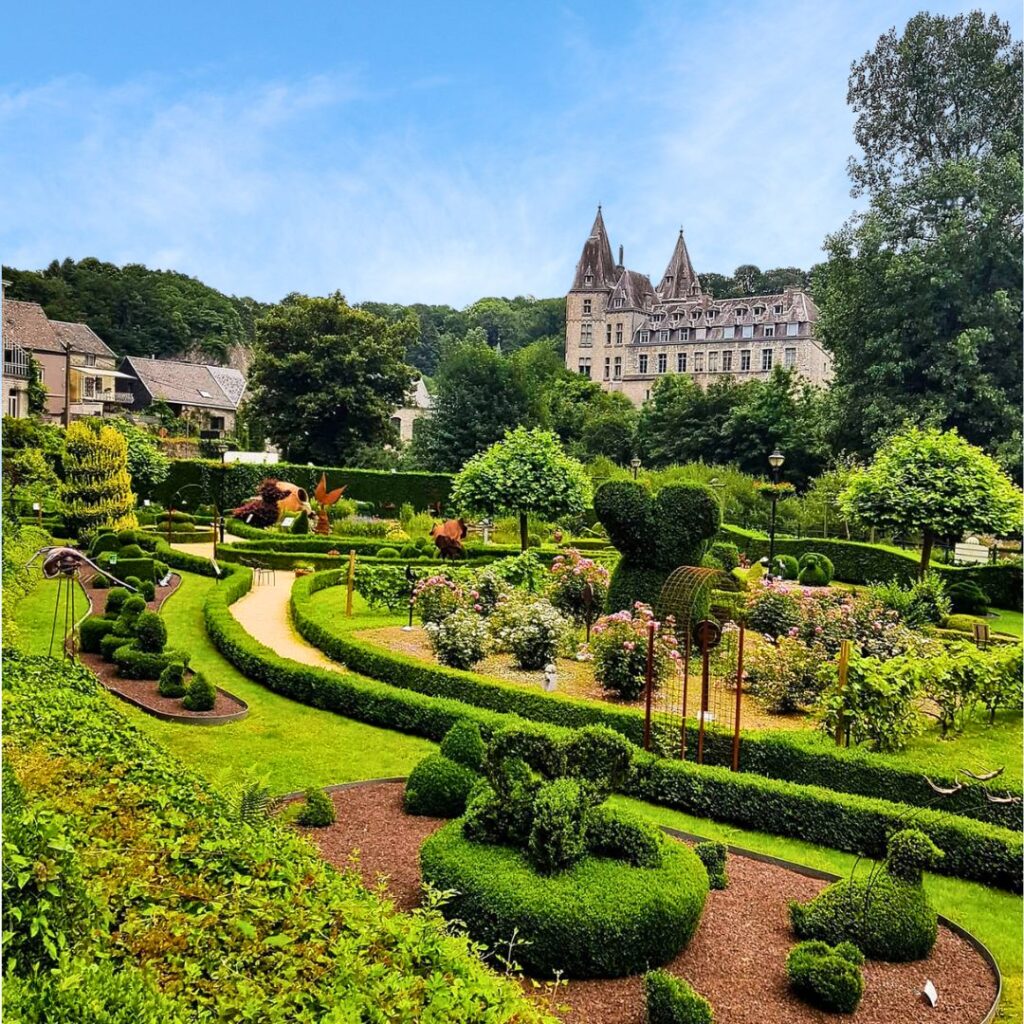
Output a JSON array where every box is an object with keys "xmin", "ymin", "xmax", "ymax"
[
  {"xmin": 694, "ymin": 841, "xmax": 728, "ymax": 890},
  {"xmin": 91, "ymin": 573, "xmax": 110, "ymax": 590},
  {"xmin": 947, "ymin": 579, "xmax": 990, "ymax": 615},
  {"xmin": 112, "ymin": 643, "xmax": 182, "ymax": 680},
  {"xmin": 527, "ymin": 777, "xmax": 588, "ymax": 874},
  {"xmin": 99, "ymin": 631, "xmax": 133, "ymax": 661},
  {"xmin": 134, "ymin": 611, "xmax": 167, "ymax": 653},
  {"xmin": 104, "ymin": 587, "xmax": 131, "ymax": 617},
  {"xmin": 797, "ymin": 552, "xmax": 834, "ymax": 586},
  {"xmin": 439, "ymin": 719, "xmax": 486, "ymax": 771},
  {"xmin": 404, "ymin": 753, "xmax": 478, "ymax": 817},
  {"xmin": 114, "ymin": 594, "xmax": 148, "ymax": 636},
  {"xmin": 296, "ymin": 787, "xmax": 336, "ymax": 827},
  {"xmin": 584, "ymin": 805, "xmax": 663, "ymax": 868},
  {"xmin": 376, "ymin": 546, "xmax": 400, "ymax": 559},
  {"xmin": 708, "ymin": 541, "xmax": 741, "ymax": 571},
  {"xmin": 789, "ymin": 829, "xmax": 941, "ymax": 961},
  {"xmin": 157, "ymin": 662, "xmax": 187, "ymax": 698},
  {"xmin": 425, "ymin": 609, "xmax": 489, "ymax": 670},
  {"xmin": 119, "ymin": 543, "xmax": 145, "ymax": 559},
  {"xmin": 400, "ymin": 543, "xmax": 420, "ymax": 560},
  {"xmin": 594, "ymin": 481, "xmax": 720, "ymax": 610},
  {"xmin": 771, "ymin": 554, "xmax": 799, "ymax": 580},
  {"xmin": 138, "ymin": 579, "xmax": 156, "ymax": 602},
  {"xmin": 787, "ymin": 940, "xmax": 865, "ymax": 1013},
  {"xmin": 644, "ymin": 969, "xmax": 714, "ymax": 1024},
  {"xmin": 79, "ymin": 615, "xmax": 116, "ymax": 653},
  {"xmin": 182, "ymin": 673, "xmax": 216, "ymax": 711}
]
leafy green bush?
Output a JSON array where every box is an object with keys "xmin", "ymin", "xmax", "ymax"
[
  {"xmin": 158, "ymin": 663, "xmax": 186, "ymax": 698},
  {"xmin": 404, "ymin": 754, "xmax": 478, "ymax": 817},
  {"xmin": 115, "ymin": 595, "xmax": 147, "ymax": 634},
  {"xmin": 353, "ymin": 563, "xmax": 411, "ymax": 612},
  {"xmin": 694, "ymin": 841, "xmax": 728, "ymax": 890},
  {"xmin": 296, "ymin": 788, "xmax": 336, "ymax": 827},
  {"xmin": 91, "ymin": 573, "xmax": 111, "ymax": 590},
  {"xmin": 376, "ymin": 546, "xmax": 400, "ymax": 559},
  {"xmin": 80, "ymin": 615, "xmax": 116, "ymax": 653},
  {"xmin": 772, "ymin": 554, "xmax": 799, "ymax": 579},
  {"xmin": 644, "ymin": 970, "xmax": 714, "ymax": 1024},
  {"xmin": 797, "ymin": 552, "xmax": 834, "ymax": 586},
  {"xmin": 113, "ymin": 643, "xmax": 182, "ymax": 680},
  {"xmin": 527, "ymin": 778, "xmax": 588, "ymax": 873},
  {"xmin": 947, "ymin": 579, "xmax": 990, "ymax": 615},
  {"xmin": 182, "ymin": 673, "xmax": 216, "ymax": 711},
  {"xmin": 400, "ymin": 543, "xmax": 420, "ymax": 559},
  {"xmin": 870, "ymin": 574, "xmax": 950, "ymax": 627},
  {"xmin": 425, "ymin": 609, "xmax": 489, "ymax": 670},
  {"xmin": 745, "ymin": 636, "xmax": 823, "ymax": 713},
  {"xmin": 421, "ymin": 820, "xmax": 707, "ymax": 978},
  {"xmin": 584, "ymin": 806, "xmax": 662, "ymax": 868},
  {"xmin": 134, "ymin": 611, "xmax": 167, "ymax": 654},
  {"xmin": 138, "ymin": 579, "xmax": 156, "ymax": 602},
  {"xmin": 708, "ymin": 541, "xmax": 740, "ymax": 571},
  {"xmin": 119, "ymin": 543, "xmax": 145, "ymax": 559},
  {"xmin": 99, "ymin": 631, "xmax": 133, "ymax": 661},
  {"xmin": 412, "ymin": 575, "xmax": 465, "ymax": 624},
  {"xmin": 786, "ymin": 940, "xmax": 864, "ymax": 1013},
  {"xmin": 440, "ymin": 719, "xmax": 486, "ymax": 771},
  {"xmin": 104, "ymin": 586, "xmax": 131, "ymax": 617}
]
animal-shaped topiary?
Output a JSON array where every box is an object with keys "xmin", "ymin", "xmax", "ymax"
[
  {"xmin": 594, "ymin": 481, "xmax": 721, "ymax": 611},
  {"xmin": 789, "ymin": 828, "xmax": 943, "ymax": 961}
]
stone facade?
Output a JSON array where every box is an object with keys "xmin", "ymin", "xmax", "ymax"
[{"xmin": 565, "ymin": 208, "xmax": 832, "ymax": 404}]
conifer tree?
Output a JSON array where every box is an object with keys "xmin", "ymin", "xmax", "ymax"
[{"xmin": 61, "ymin": 422, "xmax": 138, "ymax": 541}]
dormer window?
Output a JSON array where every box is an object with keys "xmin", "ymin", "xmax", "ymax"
[
  {"xmin": 638, "ymin": 330, "xmax": 651, "ymax": 344},
  {"xmin": 753, "ymin": 306, "xmax": 764, "ymax": 315},
  {"xmin": 613, "ymin": 297, "xmax": 624, "ymax": 308},
  {"xmin": 735, "ymin": 307, "xmax": 748, "ymax": 318},
  {"xmin": 773, "ymin": 304, "xmax": 783, "ymax": 315},
  {"xmin": 706, "ymin": 309, "xmax": 718, "ymax": 320},
  {"xmin": 690, "ymin": 283, "xmax": 699, "ymax": 295},
  {"xmin": 584, "ymin": 274, "xmax": 594, "ymax": 286},
  {"xmin": 664, "ymin": 275, "xmax": 674, "ymax": 287},
  {"xmin": 691, "ymin": 310, "xmax": 702, "ymax": 319},
  {"xmin": 583, "ymin": 299, "xmax": 592, "ymax": 315}
]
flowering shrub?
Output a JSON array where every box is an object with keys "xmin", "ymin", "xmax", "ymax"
[
  {"xmin": 465, "ymin": 568, "xmax": 510, "ymax": 616},
  {"xmin": 746, "ymin": 581, "xmax": 803, "ymax": 638},
  {"xmin": 746, "ymin": 636, "xmax": 825, "ymax": 713},
  {"xmin": 412, "ymin": 575, "xmax": 465, "ymax": 625},
  {"xmin": 868, "ymin": 574, "xmax": 951, "ymax": 628},
  {"xmin": 547, "ymin": 548, "xmax": 610, "ymax": 624},
  {"xmin": 425, "ymin": 609, "xmax": 490, "ymax": 670},
  {"xmin": 489, "ymin": 595, "xmax": 575, "ymax": 669},
  {"xmin": 586, "ymin": 603, "xmax": 680, "ymax": 700}
]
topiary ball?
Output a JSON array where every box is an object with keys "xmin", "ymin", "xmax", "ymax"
[
  {"xmin": 787, "ymin": 939, "xmax": 865, "ymax": 1013},
  {"xmin": 296, "ymin": 788, "xmax": 336, "ymax": 827},
  {"xmin": 91, "ymin": 574, "xmax": 110, "ymax": 590},
  {"xmin": 119, "ymin": 543, "xmax": 144, "ymax": 559},
  {"xmin": 400, "ymin": 543, "xmax": 420, "ymax": 560},
  {"xmin": 440, "ymin": 719, "xmax": 486, "ymax": 772},
  {"xmin": 797, "ymin": 552, "xmax": 834, "ymax": 587},
  {"xmin": 404, "ymin": 754, "xmax": 478, "ymax": 817},
  {"xmin": 644, "ymin": 969, "xmax": 714, "ymax": 1024},
  {"xmin": 104, "ymin": 587, "xmax": 131, "ymax": 618},
  {"xmin": 376, "ymin": 546, "xmax": 400, "ymax": 559}
]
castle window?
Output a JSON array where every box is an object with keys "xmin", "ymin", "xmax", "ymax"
[
  {"xmin": 741, "ymin": 324, "xmax": 754, "ymax": 339},
  {"xmin": 583, "ymin": 298, "xmax": 592, "ymax": 315},
  {"xmin": 613, "ymin": 297, "xmax": 624, "ymax": 308},
  {"xmin": 615, "ymin": 324, "xmax": 623, "ymax": 344},
  {"xmin": 694, "ymin": 352, "xmax": 705, "ymax": 372},
  {"xmin": 690, "ymin": 283, "xmax": 699, "ymax": 295},
  {"xmin": 740, "ymin": 349, "xmax": 751, "ymax": 371},
  {"xmin": 721, "ymin": 326, "xmax": 734, "ymax": 340},
  {"xmin": 580, "ymin": 322, "xmax": 593, "ymax": 345},
  {"xmin": 706, "ymin": 308, "xmax": 718, "ymax": 320},
  {"xmin": 753, "ymin": 306, "xmax": 764, "ymax": 315},
  {"xmin": 578, "ymin": 357, "xmax": 592, "ymax": 376},
  {"xmin": 735, "ymin": 307, "xmax": 748, "ymax": 318},
  {"xmin": 604, "ymin": 357, "xmax": 611, "ymax": 379},
  {"xmin": 584, "ymin": 274, "xmax": 594, "ymax": 286},
  {"xmin": 664, "ymin": 275, "xmax": 674, "ymax": 287},
  {"xmin": 763, "ymin": 324, "xmax": 775, "ymax": 337},
  {"xmin": 761, "ymin": 349, "xmax": 774, "ymax": 371},
  {"xmin": 784, "ymin": 347, "xmax": 797, "ymax": 368},
  {"xmin": 658, "ymin": 330, "xmax": 669, "ymax": 343},
  {"xmin": 613, "ymin": 356, "xmax": 622, "ymax": 379},
  {"xmin": 722, "ymin": 350, "xmax": 733, "ymax": 372},
  {"xmin": 786, "ymin": 322, "xmax": 800, "ymax": 337},
  {"xmin": 657, "ymin": 352, "xmax": 667, "ymax": 373},
  {"xmin": 773, "ymin": 303, "xmax": 783, "ymax": 314},
  {"xmin": 638, "ymin": 353, "xmax": 649, "ymax": 373},
  {"xmin": 638, "ymin": 330, "xmax": 651, "ymax": 344},
  {"xmin": 708, "ymin": 351, "xmax": 719, "ymax": 372},
  {"xmin": 691, "ymin": 309, "xmax": 702, "ymax": 319},
  {"xmin": 680, "ymin": 328, "xmax": 690, "ymax": 341},
  {"xmin": 677, "ymin": 352, "xmax": 687, "ymax": 372}
]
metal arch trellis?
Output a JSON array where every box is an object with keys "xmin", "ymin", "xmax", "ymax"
[{"xmin": 650, "ymin": 565, "xmax": 746, "ymax": 768}]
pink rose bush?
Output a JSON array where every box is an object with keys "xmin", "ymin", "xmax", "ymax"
[
  {"xmin": 584, "ymin": 602, "xmax": 680, "ymax": 700},
  {"xmin": 412, "ymin": 575, "xmax": 465, "ymax": 625},
  {"xmin": 547, "ymin": 548, "xmax": 610, "ymax": 624}
]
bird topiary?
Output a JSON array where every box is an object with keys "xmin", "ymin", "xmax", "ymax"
[
  {"xmin": 694, "ymin": 841, "xmax": 728, "ymax": 890},
  {"xmin": 182, "ymin": 673, "xmax": 216, "ymax": 711},
  {"xmin": 797, "ymin": 552, "xmax": 834, "ymax": 587},
  {"xmin": 440, "ymin": 719, "xmax": 487, "ymax": 772},
  {"xmin": 594, "ymin": 481, "xmax": 721, "ymax": 611}
]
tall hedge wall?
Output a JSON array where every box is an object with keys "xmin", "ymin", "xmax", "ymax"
[
  {"xmin": 150, "ymin": 459, "xmax": 453, "ymax": 512},
  {"xmin": 722, "ymin": 525, "xmax": 1022, "ymax": 609}
]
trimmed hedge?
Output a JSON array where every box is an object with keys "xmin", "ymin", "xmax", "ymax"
[
  {"xmin": 80, "ymin": 615, "xmax": 116, "ymax": 653},
  {"xmin": 721, "ymin": 525, "xmax": 1022, "ymax": 610},
  {"xmin": 420, "ymin": 820, "xmax": 708, "ymax": 978},
  {"xmin": 203, "ymin": 565, "xmax": 1023, "ymax": 890},
  {"xmin": 291, "ymin": 572, "xmax": 1021, "ymax": 828},
  {"xmin": 111, "ymin": 557, "xmax": 156, "ymax": 583}
]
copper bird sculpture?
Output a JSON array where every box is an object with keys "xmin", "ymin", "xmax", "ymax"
[{"xmin": 313, "ymin": 473, "xmax": 347, "ymax": 535}]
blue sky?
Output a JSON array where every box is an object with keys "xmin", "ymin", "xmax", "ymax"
[{"xmin": 2, "ymin": 1, "xmax": 1020, "ymax": 307}]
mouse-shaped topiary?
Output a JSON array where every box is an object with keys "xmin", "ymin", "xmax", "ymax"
[{"xmin": 594, "ymin": 481, "xmax": 721, "ymax": 611}]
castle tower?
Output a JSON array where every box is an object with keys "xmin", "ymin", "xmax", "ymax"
[
  {"xmin": 657, "ymin": 228, "xmax": 702, "ymax": 299},
  {"xmin": 565, "ymin": 207, "xmax": 618, "ymax": 379}
]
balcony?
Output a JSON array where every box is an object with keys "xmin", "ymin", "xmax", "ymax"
[{"xmin": 3, "ymin": 344, "xmax": 30, "ymax": 379}]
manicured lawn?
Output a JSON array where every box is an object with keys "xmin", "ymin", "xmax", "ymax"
[
  {"xmin": 611, "ymin": 795, "xmax": 1023, "ymax": 1024},
  {"xmin": 989, "ymin": 608, "xmax": 1022, "ymax": 638},
  {"xmin": 11, "ymin": 577, "xmax": 90, "ymax": 657},
  {"xmin": 14, "ymin": 572, "xmax": 435, "ymax": 796}
]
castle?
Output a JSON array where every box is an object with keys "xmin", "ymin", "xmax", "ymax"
[{"xmin": 564, "ymin": 208, "xmax": 832, "ymax": 404}]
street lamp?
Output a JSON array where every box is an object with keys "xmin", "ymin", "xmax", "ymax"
[
  {"xmin": 767, "ymin": 449, "xmax": 785, "ymax": 566},
  {"xmin": 630, "ymin": 456, "xmax": 642, "ymax": 481}
]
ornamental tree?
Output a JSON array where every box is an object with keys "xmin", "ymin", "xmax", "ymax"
[
  {"xmin": 451, "ymin": 428, "xmax": 591, "ymax": 551},
  {"xmin": 60, "ymin": 422, "xmax": 138, "ymax": 541},
  {"xmin": 840, "ymin": 426, "xmax": 1022, "ymax": 575}
]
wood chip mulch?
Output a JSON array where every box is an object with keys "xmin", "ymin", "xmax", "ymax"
[{"xmin": 290, "ymin": 781, "xmax": 998, "ymax": 1024}]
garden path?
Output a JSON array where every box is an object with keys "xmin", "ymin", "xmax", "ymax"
[{"xmin": 168, "ymin": 533, "xmax": 246, "ymax": 559}]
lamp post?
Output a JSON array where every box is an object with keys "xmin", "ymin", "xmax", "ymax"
[
  {"xmin": 630, "ymin": 456, "xmax": 642, "ymax": 481},
  {"xmin": 767, "ymin": 449, "xmax": 785, "ymax": 566}
]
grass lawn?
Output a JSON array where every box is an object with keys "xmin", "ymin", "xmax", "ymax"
[
  {"xmin": 11, "ymin": 576, "xmax": 91, "ymax": 657},
  {"xmin": 13, "ymin": 572, "xmax": 435, "ymax": 797},
  {"xmin": 989, "ymin": 608, "xmax": 1023, "ymax": 638},
  {"xmin": 611, "ymin": 795, "xmax": 1023, "ymax": 1024}
]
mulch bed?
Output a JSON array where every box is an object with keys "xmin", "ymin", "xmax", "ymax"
[{"xmin": 292, "ymin": 781, "xmax": 998, "ymax": 1024}]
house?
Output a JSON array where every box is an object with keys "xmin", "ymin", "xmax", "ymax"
[
  {"xmin": 565, "ymin": 208, "xmax": 832, "ymax": 404},
  {"xmin": 121, "ymin": 355, "xmax": 246, "ymax": 437},
  {"xmin": 391, "ymin": 377, "xmax": 433, "ymax": 443},
  {"xmin": 1, "ymin": 296, "xmax": 134, "ymax": 421}
]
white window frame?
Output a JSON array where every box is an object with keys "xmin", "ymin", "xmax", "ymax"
[
  {"xmin": 677, "ymin": 352, "xmax": 687, "ymax": 372},
  {"xmin": 763, "ymin": 324, "xmax": 775, "ymax": 338},
  {"xmin": 638, "ymin": 330, "xmax": 651, "ymax": 344},
  {"xmin": 583, "ymin": 298, "xmax": 592, "ymax": 315},
  {"xmin": 658, "ymin": 329, "xmax": 670, "ymax": 343},
  {"xmin": 761, "ymin": 348, "xmax": 774, "ymax": 371},
  {"xmin": 680, "ymin": 328, "xmax": 690, "ymax": 341},
  {"xmin": 740, "ymin": 349, "xmax": 751, "ymax": 371},
  {"xmin": 722, "ymin": 350, "xmax": 733, "ymax": 372},
  {"xmin": 784, "ymin": 347, "xmax": 797, "ymax": 368},
  {"xmin": 657, "ymin": 352, "xmax": 667, "ymax": 373},
  {"xmin": 694, "ymin": 352, "xmax": 705, "ymax": 372},
  {"xmin": 613, "ymin": 356, "xmax": 622, "ymax": 380},
  {"xmin": 638, "ymin": 353, "xmax": 649, "ymax": 373},
  {"xmin": 708, "ymin": 351, "xmax": 719, "ymax": 372},
  {"xmin": 741, "ymin": 324, "xmax": 754, "ymax": 339}
]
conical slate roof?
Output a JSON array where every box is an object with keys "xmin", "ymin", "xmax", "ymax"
[
  {"xmin": 657, "ymin": 229, "xmax": 701, "ymax": 299},
  {"xmin": 570, "ymin": 207, "xmax": 619, "ymax": 290}
]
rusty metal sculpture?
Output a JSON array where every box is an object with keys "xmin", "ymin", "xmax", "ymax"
[
  {"xmin": 313, "ymin": 473, "xmax": 347, "ymax": 535},
  {"xmin": 27, "ymin": 547, "xmax": 138, "ymax": 659},
  {"xmin": 430, "ymin": 518, "xmax": 468, "ymax": 559}
]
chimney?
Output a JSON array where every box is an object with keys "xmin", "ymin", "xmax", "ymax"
[{"xmin": 618, "ymin": 245, "xmax": 624, "ymax": 269}]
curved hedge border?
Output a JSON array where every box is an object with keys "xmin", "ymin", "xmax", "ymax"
[
  {"xmin": 290, "ymin": 572, "xmax": 1021, "ymax": 829},
  {"xmin": 199, "ymin": 565, "xmax": 1022, "ymax": 890},
  {"xmin": 721, "ymin": 526, "xmax": 1023, "ymax": 611}
]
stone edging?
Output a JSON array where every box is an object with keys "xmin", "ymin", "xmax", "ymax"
[{"xmin": 285, "ymin": 777, "xmax": 1003, "ymax": 1024}]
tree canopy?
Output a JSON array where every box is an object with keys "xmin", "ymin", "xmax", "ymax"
[
  {"xmin": 840, "ymin": 425, "xmax": 1022, "ymax": 573},
  {"xmin": 249, "ymin": 294, "xmax": 417, "ymax": 465},
  {"xmin": 451, "ymin": 427, "xmax": 592, "ymax": 550}
]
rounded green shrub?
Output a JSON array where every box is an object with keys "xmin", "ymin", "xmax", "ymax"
[
  {"xmin": 694, "ymin": 841, "xmax": 728, "ymax": 890},
  {"xmin": 787, "ymin": 940, "xmax": 865, "ymax": 1013},
  {"xmin": 772, "ymin": 554, "xmax": 799, "ymax": 580},
  {"xmin": 439, "ymin": 719, "xmax": 486, "ymax": 771},
  {"xmin": 114, "ymin": 595, "xmax": 147, "ymax": 635},
  {"xmin": 420, "ymin": 820, "xmax": 708, "ymax": 978},
  {"xmin": 584, "ymin": 806, "xmax": 663, "ymax": 868},
  {"xmin": 134, "ymin": 611, "xmax": 167, "ymax": 653},
  {"xmin": 947, "ymin": 579, "xmax": 990, "ymax": 616},
  {"xmin": 116, "ymin": 529, "xmax": 139, "ymax": 546},
  {"xmin": 943, "ymin": 613, "xmax": 988, "ymax": 634},
  {"xmin": 400, "ymin": 543, "xmax": 420, "ymax": 560},
  {"xmin": 91, "ymin": 574, "xmax": 110, "ymax": 590},
  {"xmin": 138, "ymin": 579, "xmax": 156, "ymax": 602},
  {"xmin": 296, "ymin": 788, "xmax": 336, "ymax": 827},
  {"xmin": 123, "ymin": 577, "xmax": 144, "ymax": 596},
  {"xmin": 157, "ymin": 662, "xmax": 186, "ymax": 698},
  {"xmin": 89, "ymin": 532, "xmax": 120, "ymax": 557},
  {"xmin": 404, "ymin": 754, "xmax": 478, "ymax": 817},
  {"xmin": 797, "ymin": 552, "xmax": 834, "ymax": 586},
  {"xmin": 104, "ymin": 587, "xmax": 131, "ymax": 617},
  {"xmin": 182, "ymin": 673, "xmax": 216, "ymax": 711},
  {"xmin": 99, "ymin": 631, "xmax": 133, "ymax": 662},
  {"xmin": 708, "ymin": 541, "xmax": 741, "ymax": 571},
  {"xmin": 112, "ymin": 643, "xmax": 176, "ymax": 680},
  {"xmin": 376, "ymin": 546, "xmax": 400, "ymax": 559},
  {"xmin": 119, "ymin": 543, "xmax": 145, "ymax": 559},
  {"xmin": 79, "ymin": 615, "xmax": 116, "ymax": 653},
  {"xmin": 644, "ymin": 970, "xmax": 714, "ymax": 1024}
]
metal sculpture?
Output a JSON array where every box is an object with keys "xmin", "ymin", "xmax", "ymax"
[
  {"xmin": 27, "ymin": 547, "xmax": 138, "ymax": 659},
  {"xmin": 430, "ymin": 518, "xmax": 468, "ymax": 559},
  {"xmin": 313, "ymin": 473, "xmax": 347, "ymax": 535}
]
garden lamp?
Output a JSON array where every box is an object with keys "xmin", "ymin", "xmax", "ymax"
[{"xmin": 630, "ymin": 456, "xmax": 642, "ymax": 480}]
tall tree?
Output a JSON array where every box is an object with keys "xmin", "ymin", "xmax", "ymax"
[{"xmin": 249, "ymin": 294, "xmax": 416, "ymax": 465}]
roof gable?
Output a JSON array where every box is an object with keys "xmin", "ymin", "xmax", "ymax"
[
  {"xmin": 3, "ymin": 299, "xmax": 59, "ymax": 352},
  {"xmin": 124, "ymin": 356, "xmax": 246, "ymax": 411}
]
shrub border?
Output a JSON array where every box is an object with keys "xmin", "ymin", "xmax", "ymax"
[{"xmin": 289, "ymin": 571, "xmax": 1021, "ymax": 829}]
